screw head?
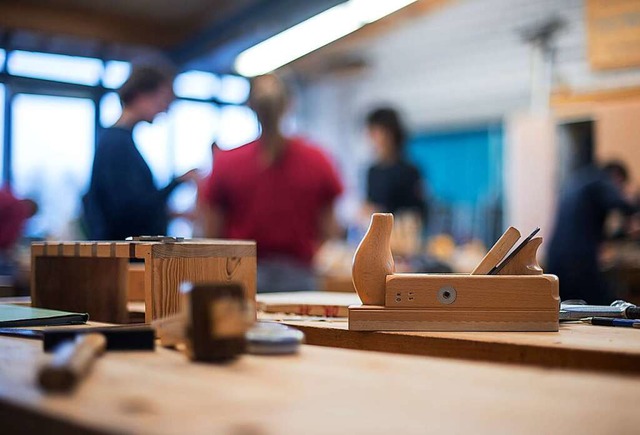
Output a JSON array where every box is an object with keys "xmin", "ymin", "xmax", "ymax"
[{"xmin": 437, "ymin": 286, "xmax": 457, "ymax": 305}]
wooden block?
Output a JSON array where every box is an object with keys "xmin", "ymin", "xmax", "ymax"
[
  {"xmin": 115, "ymin": 243, "xmax": 131, "ymax": 258},
  {"xmin": 61, "ymin": 244, "xmax": 76, "ymax": 257},
  {"xmin": 385, "ymin": 274, "xmax": 559, "ymax": 310},
  {"xmin": 78, "ymin": 242, "xmax": 93, "ymax": 257},
  {"xmin": 349, "ymin": 305, "xmax": 559, "ymax": 332},
  {"xmin": 146, "ymin": 242, "xmax": 256, "ymax": 322},
  {"xmin": 127, "ymin": 263, "xmax": 145, "ymax": 302},
  {"xmin": 471, "ymin": 226, "xmax": 520, "ymax": 274},
  {"xmin": 256, "ymin": 291, "xmax": 360, "ymax": 317},
  {"xmin": 31, "ymin": 257, "xmax": 128, "ymax": 324}
]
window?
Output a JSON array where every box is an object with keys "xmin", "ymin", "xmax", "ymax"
[
  {"xmin": 12, "ymin": 94, "xmax": 95, "ymax": 238},
  {"xmin": 133, "ymin": 113, "xmax": 173, "ymax": 189},
  {"xmin": 8, "ymin": 51, "xmax": 103, "ymax": 86},
  {"xmin": 219, "ymin": 75, "xmax": 250, "ymax": 104},
  {"xmin": 2, "ymin": 49, "xmax": 255, "ymax": 239},
  {"xmin": 102, "ymin": 61, "xmax": 130, "ymax": 89},
  {"xmin": 174, "ymin": 71, "xmax": 220, "ymax": 100},
  {"xmin": 217, "ymin": 106, "xmax": 260, "ymax": 150},
  {"xmin": 100, "ymin": 92, "xmax": 122, "ymax": 127}
]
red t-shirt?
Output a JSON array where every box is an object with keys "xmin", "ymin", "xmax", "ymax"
[
  {"xmin": 0, "ymin": 189, "xmax": 31, "ymax": 250},
  {"xmin": 206, "ymin": 137, "xmax": 343, "ymax": 265}
]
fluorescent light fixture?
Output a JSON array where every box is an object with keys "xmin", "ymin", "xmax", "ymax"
[{"xmin": 235, "ymin": 0, "xmax": 417, "ymax": 77}]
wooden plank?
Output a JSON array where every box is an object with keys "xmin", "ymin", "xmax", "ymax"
[
  {"xmin": 150, "ymin": 241, "xmax": 256, "ymax": 259},
  {"xmin": 256, "ymin": 291, "xmax": 360, "ymax": 317},
  {"xmin": 31, "ymin": 257, "xmax": 128, "ymax": 324},
  {"xmin": 0, "ymin": 336, "xmax": 638, "ymax": 434},
  {"xmin": 0, "ymin": 0, "xmax": 187, "ymax": 48},
  {"xmin": 127, "ymin": 263, "xmax": 146, "ymax": 302},
  {"xmin": 586, "ymin": 0, "xmax": 640, "ymax": 70},
  {"xmin": 349, "ymin": 306, "xmax": 558, "ymax": 332},
  {"xmin": 595, "ymin": 100, "xmax": 640, "ymax": 188},
  {"xmin": 275, "ymin": 318, "xmax": 640, "ymax": 375},
  {"xmin": 471, "ymin": 226, "xmax": 520, "ymax": 274}
]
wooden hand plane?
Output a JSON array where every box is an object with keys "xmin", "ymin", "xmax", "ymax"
[{"xmin": 349, "ymin": 213, "xmax": 560, "ymax": 332}]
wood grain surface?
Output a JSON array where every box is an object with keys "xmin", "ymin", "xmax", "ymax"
[
  {"xmin": 384, "ymin": 274, "xmax": 558, "ymax": 309},
  {"xmin": 275, "ymin": 318, "xmax": 640, "ymax": 375},
  {"xmin": 31, "ymin": 257, "xmax": 128, "ymax": 324},
  {"xmin": 471, "ymin": 226, "xmax": 520, "ymax": 274},
  {"xmin": 256, "ymin": 291, "xmax": 360, "ymax": 317},
  {"xmin": 148, "ymin": 255, "xmax": 256, "ymax": 322},
  {"xmin": 0, "ymin": 335, "xmax": 638, "ymax": 434}
]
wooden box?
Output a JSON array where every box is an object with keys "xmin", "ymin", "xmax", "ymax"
[{"xmin": 31, "ymin": 240, "xmax": 256, "ymax": 324}]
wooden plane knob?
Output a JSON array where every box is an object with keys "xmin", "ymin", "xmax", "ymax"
[
  {"xmin": 352, "ymin": 213, "xmax": 395, "ymax": 305},
  {"xmin": 496, "ymin": 237, "xmax": 544, "ymax": 275}
]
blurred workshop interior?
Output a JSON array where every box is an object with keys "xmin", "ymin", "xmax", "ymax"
[{"xmin": 0, "ymin": 0, "xmax": 639, "ymax": 302}]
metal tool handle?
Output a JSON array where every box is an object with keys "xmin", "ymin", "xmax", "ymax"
[
  {"xmin": 38, "ymin": 333, "xmax": 106, "ymax": 393},
  {"xmin": 625, "ymin": 307, "xmax": 640, "ymax": 319}
]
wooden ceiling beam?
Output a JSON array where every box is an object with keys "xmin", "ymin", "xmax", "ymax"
[{"xmin": 0, "ymin": 0, "xmax": 189, "ymax": 49}]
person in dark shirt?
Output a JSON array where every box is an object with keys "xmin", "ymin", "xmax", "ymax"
[
  {"xmin": 83, "ymin": 65, "xmax": 198, "ymax": 240},
  {"xmin": 547, "ymin": 162, "xmax": 638, "ymax": 304},
  {"xmin": 364, "ymin": 108, "xmax": 426, "ymax": 218}
]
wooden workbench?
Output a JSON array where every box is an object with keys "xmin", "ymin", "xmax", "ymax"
[
  {"xmin": 273, "ymin": 318, "xmax": 640, "ymax": 375},
  {"xmin": 0, "ymin": 335, "xmax": 637, "ymax": 434}
]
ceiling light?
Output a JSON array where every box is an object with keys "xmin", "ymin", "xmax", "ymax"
[{"xmin": 234, "ymin": 0, "xmax": 417, "ymax": 77}]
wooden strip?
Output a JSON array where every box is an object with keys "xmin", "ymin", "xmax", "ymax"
[
  {"xmin": 256, "ymin": 292, "xmax": 360, "ymax": 317},
  {"xmin": 471, "ymin": 227, "xmax": 520, "ymax": 274},
  {"xmin": 61, "ymin": 243, "xmax": 76, "ymax": 257},
  {"xmin": 46, "ymin": 244, "xmax": 54, "ymax": 256},
  {"xmin": 277, "ymin": 319, "xmax": 640, "ymax": 375},
  {"xmin": 78, "ymin": 243, "xmax": 92, "ymax": 257},
  {"xmin": 95, "ymin": 243, "xmax": 112, "ymax": 258},
  {"xmin": 31, "ymin": 244, "xmax": 44, "ymax": 256},
  {"xmin": 348, "ymin": 306, "xmax": 558, "ymax": 331},
  {"xmin": 150, "ymin": 242, "xmax": 256, "ymax": 259},
  {"xmin": 134, "ymin": 244, "xmax": 152, "ymax": 259}
]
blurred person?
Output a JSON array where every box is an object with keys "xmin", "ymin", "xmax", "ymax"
[
  {"xmin": 547, "ymin": 161, "xmax": 639, "ymax": 304},
  {"xmin": 0, "ymin": 188, "xmax": 37, "ymax": 274},
  {"xmin": 193, "ymin": 142, "xmax": 221, "ymax": 237},
  {"xmin": 83, "ymin": 64, "xmax": 198, "ymax": 240},
  {"xmin": 363, "ymin": 107, "xmax": 426, "ymax": 220},
  {"xmin": 204, "ymin": 74, "xmax": 343, "ymax": 292}
]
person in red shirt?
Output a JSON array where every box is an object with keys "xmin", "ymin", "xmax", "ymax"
[
  {"xmin": 0, "ymin": 189, "xmax": 37, "ymax": 278},
  {"xmin": 204, "ymin": 74, "xmax": 343, "ymax": 292},
  {"xmin": 0, "ymin": 189, "xmax": 37, "ymax": 252}
]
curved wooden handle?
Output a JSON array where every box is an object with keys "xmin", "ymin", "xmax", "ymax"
[
  {"xmin": 352, "ymin": 213, "xmax": 395, "ymax": 305},
  {"xmin": 496, "ymin": 237, "xmax": 544, "ymax": 275}
]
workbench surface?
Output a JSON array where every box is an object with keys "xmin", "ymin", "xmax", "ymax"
[
  {"xmin": 0, "ymin": 335, "xmax": 637, "ymax": 434},
  {"xmin": 273, "ymin": 317, "xmax": 640, "ymax": 374}
]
